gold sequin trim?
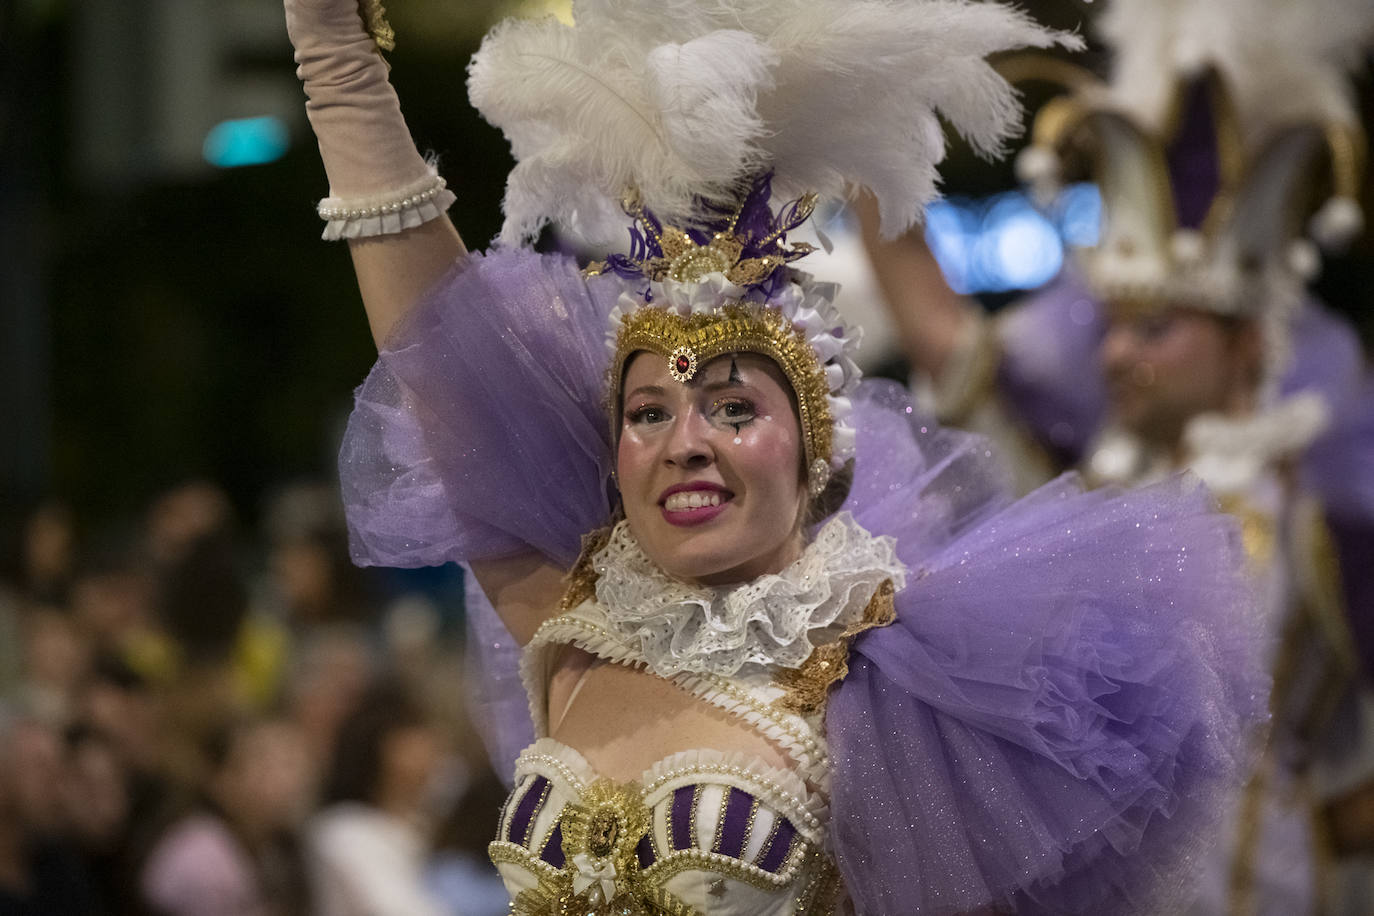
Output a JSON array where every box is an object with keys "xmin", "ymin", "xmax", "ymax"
[
  {"xmin": 795, "ymin": 850, "xmax": 845, "ymax": 915},
  {"xmin": 711, "ymin": 787, "xmax": 732, "ymax": 853},
  {"xmin": 687, "ymin": 784, "xmax": 701, "ymax": 852},
  {"xmin": 743, "ymin": 796, "xmax": 761, "ymax": 857},
  {"xmin": 493, "ymin": 783, "xmax": 709, "ymax": 915},
  {"xmin": 774, "ymin": 579, "xmax": 897, "ymax": 715},
  {"xmin": 523, "ymin": 779, "xmax": 554, "ymax": 848}
]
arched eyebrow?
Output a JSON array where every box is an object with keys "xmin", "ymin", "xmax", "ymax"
[{"xmin": 624, "ymin": 384, "xmax": 667, "ymax": 402}]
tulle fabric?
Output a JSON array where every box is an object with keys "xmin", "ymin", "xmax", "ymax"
[
  {"xmin": 338, "ymin": 249, "xmax": 1268, "ymax": 909},
  {"xmin": 827, "ymin": 384, "xmax": 1268, "ymax": 914},
  {"xmin": 341, "ymin": 247, "xmax": 621, "ymax": 570}
]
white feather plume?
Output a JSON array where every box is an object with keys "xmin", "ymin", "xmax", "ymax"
[
  {"xmin": 1099, "ymin": 0, "xmax": 1374, "ymax": 141},
  {"xmin": 469, "ymin": 1, "xmax": 1079, "ymax": 245}
]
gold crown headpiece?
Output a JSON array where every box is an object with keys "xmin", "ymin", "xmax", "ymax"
[{"xmin": 597, "ymin": 180, "xmax": 862, "ymax": 498}]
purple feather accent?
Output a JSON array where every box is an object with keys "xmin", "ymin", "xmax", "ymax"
[{"xmin": 609, "ymin": 172, "xmax": 817, "ymax": 295}]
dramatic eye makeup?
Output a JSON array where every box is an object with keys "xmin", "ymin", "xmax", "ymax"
[
  {"xmin": 625, "ymin": 404, "xmax": 668, "ymax": 425},
  {"xmin": 711, "ymin": 397, "xmax": 756, "ymax": 433}
]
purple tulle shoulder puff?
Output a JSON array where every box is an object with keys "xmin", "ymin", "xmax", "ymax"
[{"xmin": 827, "ymin": 383, "xmax": 1268, "ymax": 915}]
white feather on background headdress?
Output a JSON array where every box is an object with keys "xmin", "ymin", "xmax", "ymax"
[
  {"xmin": 1099, "ymin": 0, "xmax": 1374, "ymax": 139},
  {"xmin": 468, "ymin": 0, "xmax": 1079, "ymax": 246}
]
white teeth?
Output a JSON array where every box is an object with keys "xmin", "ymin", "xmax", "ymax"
[{"xmin": 665, "ymin": 491, "xmax": 723, "ymax": 511}]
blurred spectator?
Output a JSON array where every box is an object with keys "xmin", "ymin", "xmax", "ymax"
[
  {"xmin": 158, "ymin": 532, "xmax": 248, "ymax": 670},
  {"xmin": 263, "ymin": 483, "xmax": 375, "ymax": 630},
  {"xmin": 15, "ymin": 606, "xmax": 89, "ymax": 726},
  {"xmin": 79, "ymin": 653, "xmax": 166, "ymax": 788},
  {"xmin": 145, "ymin": 482, "xmax": 235, "ymax": 571},
  {"xmin": 59, "ymin": 724, "xmax": 137, "ymax": 914},
  {"xmin": 140, "ymin": 716, "xmax": 313, "ymax": 916},
  {"xmin": 307, "ymin": 678, "xmax": 454, "ymax": 916},
  {"xmin": 0, "ymin": 477, "xmax": 502, "ymax": 915},
  {"xmin": 21, "ymin": 501, "xmax": 76, "ymax": 607},
  {"xmin": 425, "ymin": 766, "xmax": 511, "ymax": 916},
  {"xmin": 0, "ymin": 709, "xmax": 101, "ymax": 915},
  {"xmin": 68, "ymin": 534, "xmax": 166, "ymax": 683},
  {"xmin": 284, "ymin": 627, "xmax": 375, "ymax": 768}
]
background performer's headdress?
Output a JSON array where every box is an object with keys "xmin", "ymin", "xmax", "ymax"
[{"xmin": 1015, "ymin": 0, "xmax": 1373, "ymax": 328}]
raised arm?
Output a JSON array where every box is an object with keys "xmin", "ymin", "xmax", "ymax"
[
  {"xmin": 853, "ymin": 190, "xmax": 977, "ymax": 383},
  {"xmin": 289, "ymin": 1, "xmax": 579, "ymax": 643},
  {"xmin": 286, "ymin": 0, "xmax": 466, "ymax": 346}
]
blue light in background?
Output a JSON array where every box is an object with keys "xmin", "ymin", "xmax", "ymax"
[
  {"xmin": 923, "ymin": 183, "xmax": 1100, "ymax": 294},
  {"xmin": 203, "ymin": 116, "xmax": 290, "ymax": 168},
  {"xmin": 924, "ymin": 200, "xmax": 977, "ymax": 294},
  {"xmin": 1055, "ymin": 183, "xmax": 1103, "ymax": 248}
]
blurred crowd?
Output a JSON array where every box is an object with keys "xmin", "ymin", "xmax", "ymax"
[{"xmin": 0, "ymin": 481, "xmax": 510, "ymax": 916}]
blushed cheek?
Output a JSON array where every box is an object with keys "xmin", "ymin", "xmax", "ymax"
[
  {"xmin": 616, "ymin": 432, "xmax": 641, "ymax": 484},
  {"xmin": 738, "ymin": 425, "xmax": 804, "ymax": 492}
]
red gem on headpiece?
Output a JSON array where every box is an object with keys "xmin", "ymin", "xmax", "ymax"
[{"xmin": 668, "ymin": 346, "xmax": 698, "ymax": 382}]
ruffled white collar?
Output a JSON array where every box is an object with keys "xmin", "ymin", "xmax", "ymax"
[
  {"xmin": 1086, "ymin": 392, "xmax": 1330, "ymax": 495},
  {"xmin": 588, "ymin": 512, "xmax": 906, "ymax": 680}
]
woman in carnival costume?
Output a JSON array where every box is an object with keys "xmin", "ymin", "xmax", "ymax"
[{"xmin": 284, "ymin": 1, "xmax": 1267, "ymax": 912}]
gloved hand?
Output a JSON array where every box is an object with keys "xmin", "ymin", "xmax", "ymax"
[{"xmin": 285, "ymin": 0, "xmax": 454, "ymax": 239}]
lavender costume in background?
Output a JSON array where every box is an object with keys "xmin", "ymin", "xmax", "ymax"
[
  {"xmin": 912, "ymin": 10, "xmax": 1374, "ymax": 909},
  {"xmin": 340, "ymin": 247, "xmax": 1266, "ymax": 913}
]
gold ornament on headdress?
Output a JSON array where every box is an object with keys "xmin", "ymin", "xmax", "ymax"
[
  {"xmin": 585, "ymin": 189, "xmax": 819, "ymax": 286},
  {"xmin": 610, "ymin": 302, "xmax": 835, "ymax": 478}
]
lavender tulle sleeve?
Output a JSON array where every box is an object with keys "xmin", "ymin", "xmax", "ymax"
[
  {"xmin": 828, "ymin": 382, "xmax": 1268, "ymax": 915},
  {"xmin": 339, "ymin": 247, "xmax": 621, "ymax": 570},
  {"xmin": 339, "ymin": 248, "xmax": 620, "ymax": 779}
]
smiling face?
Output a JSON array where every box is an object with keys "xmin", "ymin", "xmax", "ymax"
[
  {"xmin": 616, "ymin": 351, "xmax": 808, "ymax": 586},
  {"xmin": 1099, "ymin": 306, "xmax": 1261, "ymax": 449}
]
